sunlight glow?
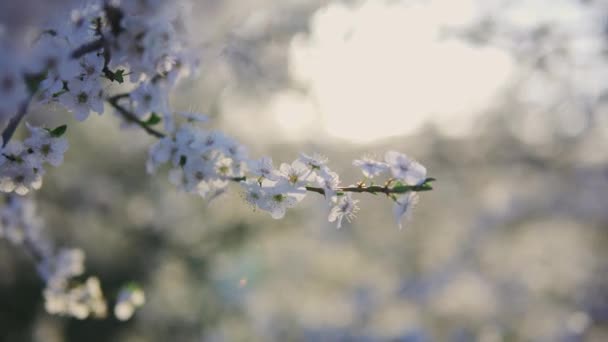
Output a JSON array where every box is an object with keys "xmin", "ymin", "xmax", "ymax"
[{"xmin": 285, "ymin": 0, "xmax": 514, "ymax": 143}]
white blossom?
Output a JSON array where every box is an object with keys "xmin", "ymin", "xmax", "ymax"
[
  {"xmin": 241, "ymin": 180, "xmax": 305, "ymax": 219},
  {"xmin": 0, "ymin": 196, "xmax": 107, "ymax": 319},
  {"xmin": 385, "ymin": 151, "xmax": 427, "ymax": 185},
  {"xmin": 315, "ymin": 168, "xmax": 340, "ymax": 201},
  {"xmin": 24, "ymin": 124, "xmax": 69, "ymax": 167},
  {"xmin": 146, "ymin": 137, "xmax": 175, "ymax": 174},
  {"xmin": 44, "ymin": 276, "xmax": 107, "ymax": 319},
  {"xmin": 0, "ymin": 142, "xmax": 45, "ymax": 195},
  {"xmin": 78, "ymin": 52, "xmax": 105, "ymax": 83},
  {"xmin": 353, "ymin": 156, "xmax": 389, "ymax": 179},
  {"xmin": 114, "ymin": 285, "xmax": 145, "ymax": 321},
  {"xmin": 298, "ymin": 152, "xmax": 328, "ymax": 171},
  {"xmin": 261, "ymin": 184, "xmax": 303, "ymax": 219},
  {"xmin": 241, "ymin": 180, "xmax": 266, "ymax": 209},
  {"xmin": 393, "ymin": 192, "xmax": 419, "ymax": 230},
  {"xmin": 59, "ymin": 78, "xmax": 104, "ymax": 121},
  {"xmin": 328, "ymin": 193, "xmax": 359, "ymax": 228},
  {"xmin": 248, "ymin": 156, "xmax": 280, "ymax": 181},
  {"xmin": 130, "ymin": 81, "xmax": 168, "ymax": 117},
  {"xmin": 279, "ymin": 160, "xmax": 311, "ymax": 188},
  {"xmin": 56, "ymin": 2, "xmax": 101, "ymax": 46}
]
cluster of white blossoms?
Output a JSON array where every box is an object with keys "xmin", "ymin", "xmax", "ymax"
[
  {"xmin": 0, "ymin": 0, "xmax": 434, "ymax": 321},
  {"xmin": 114, "ymin": 284, "xmax": 146, "ymax": 321},
  {"xmin": 147, "ymin": 124, "xmax": 431, "ymax": 228},
  {"xmin": 0, "ymin": 195, "xmax": 107, "ymax": 319},
  {"xmin": 0, "ymin": 0, "xmax": 200, "ymax": 320},
  {"xmin": 0, "ymin": 124, "xmax": 68, "ymax": 195},
  {"xmin": 241, "ymin": 150, "xmax": 429, "ymax": 229},
  {"xmin": 41, "ymin": 250, "xmax": 107, "ymax": 319},
  {"xmin": 146, "ymin": 117, "xmax": 248, "ymax": 199}
]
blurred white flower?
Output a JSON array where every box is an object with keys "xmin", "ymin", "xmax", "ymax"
[
  {"xmin": 248, "ymin": 156, "xmax": 280, "ymax": 181},
  {"xmin": 24, "ymin": 123, "xmax": 69, "ymax": 167},
  {"xmin": 385, "ymin": 151, "xmax": 427, "ymax": 185},
  {"xmin": 352, "ymin": 156, "xmax": 389, "ymax": 178},
  {"xmin": 315, "ymin": 168, "xmax": 340, "ymax": 201},
  {"xmin": 146, "ymin": 137, "xmax": 175, "ymax": 174},
  {"xmin": 130, "ymin": 82, "xmax": 168, "ymax": 117},
  {"xmin": 59, "ymin": 78, "xmax": 104, "ymax": 121},
  {"xmin": 298, "ymin": 152, "xmax": 328, "ymax": 171},
  {"xmin": 328, "ymin": 193, "xmax": 359, "ymax": 228},
  {"xmin": 114, "ymin": 284, "xmax": 145, "ymax": 321},
  {"xmin": 393, "ymin": 192, "xmax": 419, "ymax": 229}
]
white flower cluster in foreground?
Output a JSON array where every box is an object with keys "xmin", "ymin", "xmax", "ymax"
[
  {"xmin": 1, "ymin": 0, "xmax": 198, "ymax": 120},
  {"xmin": 0, "ymin": 0, "xmax": 199, "ymax": 190},
  {"xmin": 0, "ymin": 196, "xmax": 108, "ymax": 319},
  {"xmin": 41, "ymin": 250, "xmax": 107, "ymax": 319},
  {"xmin": 0, "ymin": 124, "xmax": 68, "ymax": 195}
]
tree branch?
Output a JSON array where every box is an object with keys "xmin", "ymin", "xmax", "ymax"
[
  {"xmin": 305, "ymin": 183, "xmax": 433, "ymax": 196},
  {"xmin": 2, "ymin": 35, "xmax": 109, "ymax": 147},
  {"xmin": 107, "ymin": 96, "xmax": 166, "ymax": 139},
  {"xmin": 70, "ymin": 37, "xmax": 105, "ymax": 59},
  {"xmin": 2, "ymin": 96, "xmax": 33, "ymax": 147},
  {"xmin": 229, "ymin": 177, "xmax": 433, "ymax": 195},
  {"xmin": 107, "ymin": 101, "xmax": 434, "ymax": 195}
]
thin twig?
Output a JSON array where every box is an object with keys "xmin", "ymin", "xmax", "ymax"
[
  {"xmin": 70, "ymin": 37, "xmax": 105, "ymax": 59},
  {"xmin": 107, "ymin": 97, "xmax": 166, "ymax": 139},
  {"xmin": 2, "ymin": 96, "xmax": 33, "ymax": 147},
  {"xmin": 305, "ymin": 183, "xmax": 433, "ymax": 196},
  {"xmin": 229, "ymin": 177, "xmax": 433, "ymax": 195}
]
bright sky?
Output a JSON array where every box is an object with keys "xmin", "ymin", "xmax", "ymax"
[{"xmin": 267, "ymin": 0, "xmax": 599, "ymax": 143}]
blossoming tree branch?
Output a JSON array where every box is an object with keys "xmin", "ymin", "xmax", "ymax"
[{"xmin": 0, "ymin": 0, "xmax": 434, "ymax": 321}]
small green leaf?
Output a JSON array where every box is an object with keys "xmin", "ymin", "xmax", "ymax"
[
  {"xmin": 103, "ymin": 68, "xmax": 126, "ymax": 84},
  {"xmin": 47, "ymin": 125, "xmax": 67, "ymax": 138},
  {"xmin": 144, "ymin": 113, "xmax": 161, "ymax": 126},
  {"xmin": 125, "ymin": 282, "xmax": 141, "ymax": 291},
  {"xmin": 424, "ymin": 177, "xmax": 437, "ymax": 183},
  {"xmin": 114, "ymin": 69, "xmax": 125, "ymax": 83},
  {"xmin": 179, "ymin": 155, "xmax": 187, "ymax": 167}
]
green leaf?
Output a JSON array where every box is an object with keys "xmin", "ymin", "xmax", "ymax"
[
  {"xmin": 47, "ymin": 125, "xmax": 67, "ymax": 138},
  {"xmin": 144, "ymin": 113, "xmax": 161, "ymax": 126},
  {"xmin": 179, "ymin": 155, "xmax": 187, "ymax": 167},
  {"xmin": 125, "ymin": 282, "xmax": 141, "ymax": 291},
  {"xmin": 103, "ymin": 68, "xmax": 126, "ymax": 84},
  {"xmin": 424, "ymin": 177, "xmax": 437, "ymax": 183},
  {"xmin": 114, "ymin": 69, "xmax": 125, "ymax": 83}
]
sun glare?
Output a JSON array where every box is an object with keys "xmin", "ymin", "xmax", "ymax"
[{"xmin": 283, "ymin": 0, "xmax": 514, "ymax": 143}]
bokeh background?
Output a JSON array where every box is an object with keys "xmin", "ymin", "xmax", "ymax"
[{"xmin": 2, "ymin": 0, "xmax": 608, "ymax": 341}]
